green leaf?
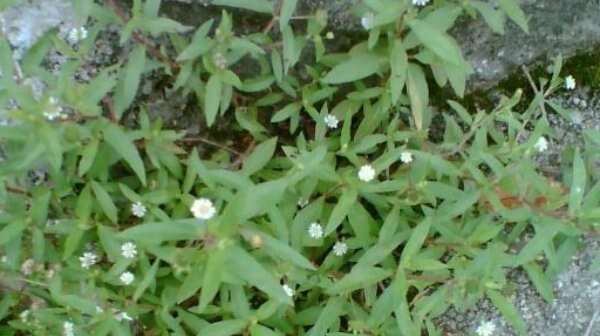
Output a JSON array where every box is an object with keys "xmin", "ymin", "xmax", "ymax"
[
  {"xmin": 407, "ymin": 63, "xmax": 429, "ymax": 130},
  {"xmin": 471, "ymin": 1, "xmax": 505, "ymax": 34},
  {"xmin": 212, "ymin": 0, "xmax": 273, "ymax": 13},
  {"xmin": 242, "ymin": 137, "xmax": 278, "ymax": 176},
  {"xmin": 133, "ymin": 259, "xmax": 159, "ymax": 301},
  {"xmin": 114, "ymin": 46, "xmax": 146, "ymax": 119},
  {"xmin": 498, "ymin": 0, "xmax": 529, "ymax": 33},
  {"xmin": 91, "ymin": 181, "xmax": 118, "ymax": 224},
  {"xmin": 568, "ymin": 148, "xmax": 586, "ymax": 216},
  {"xmin": 205, "ymin": 75, "xmax": 222, "ymax": 127},
  {"xmin": 221, "ymin": 179, "xmax": 287, "ymax": 228},
  {"xmin": 78, "ymin": 139, "xmax": 99, "ymax": 177},
  {"xmin": 197, "ymin": 248, "xmax": 229, "ymax": 310},
  {"xmin": 487, "ymin": 289, "xmax": 528, "ymax": 336},
  {"xmin": 324, "ymin": 188, "xmax": 358, "ymax": 235},
  {"xmin": 400, "ymin": 218, "xmax": 431, "ymax": 267},
  {"xmin": 256, "ymin": 231, "xmax": 316, "ymax": 270},
  {"xmin": 322, "ymin": 53, "xmax": 380, "ymax": 84},
  {"xmin": 198, "ymin": 319, "xmax": 247, "ymax": 336},
  {"xmin": 408, "ymin": 19, "xmax": 462, "ymax": 65},
  {"xmin": 103, "ymin": 123, "xmax": 147, "ymax": 186},
  {"xmin": 271, "ymin": 102, "xmax": 301, "ymax": 123},
  {"xmin": 307, "ymin": 298, "xmax": 344, "ymax": 336},
  {"xmin": 279, "ymin": 0, "xmax": 298, "ymax": 30},
  {"xmin": 119, "ymin": 219, "xmax": 206, "ymax": 243},
  {"xmin": 0, "ymin": 221, "xmax": 26, "ymax": 246},
  {"xmin": 327, "ymin": 266, "xmax": 392, "ymax": 295},
  {"xmin": 523, "ymin": 262, "xmax": 554, "ymax": 303},
  {"xmin": 228, "ymin": 245, "xmax": 292, "ymax": 305},
  {"xmin": 390, "ymin": 39, "xmax": 408, "ymax": 105},
  {"xmin": 251, "ymin": 325, "xmax": 282, "ymax": 336}
]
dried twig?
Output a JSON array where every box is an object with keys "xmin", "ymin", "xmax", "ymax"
[{"xmin": 180, "ymin": 136, "xmax": 242, "ymax": 156}]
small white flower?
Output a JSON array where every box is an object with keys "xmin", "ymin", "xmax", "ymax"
[
  {"xmin": 120, "ymin": 271, "xmax": 135, "ymax": 285},
  {"xmin": 332, "ymin": 241, "xmax": 348, "ymax": 256},
  {"xmin": 358, "ymin": 164, "xmax": 376, "ymax": 182},
  {"xmin": 43, "ymin": 97, "xmax": 64, "ymax": 121},
  {"xmin": 534, "ymin": 136, "xmax": 549, "ymax": 152},
  {"xmin": 21, "ymin": 258, "xmax": 35, "ymax": 275},
  {"xmin": 131, "ymin": 201, "xmax": 147, "ymax": 218},
  {"xmin": 79, "ymin": 252, "xmax": 98, "ymax": 269},
  {"xmin": 190, "ymin": 198, "xmax": 217, "ymax": 220},
  {"xmin": 213, "ymin": 52, "xmax": 227, "ymax": 69},
  {"xmin": 115, "ymin": 311, "xmax": 133, "ymax": 321},
  {"xmin": 308, "ymin": 222, "xmax": 323, "ymax": 239},
  {"xmin": 325, "ymin": 31, "xmax": 335, "ymax": 40},
  {"xmin": 297, "ymin": 198, "xmax": 309, "ymax": 208},
  {"xmin": 324, "ymin": 114, "xmax": 339, "ymax": 129},
  {"xmin": 63, "ymin": 321, "xmax": 74, "ymax": 336},
  {"xmin": 67, "ymin": 26, "xmax": 88, "ymax": 44},
  {"xmin": 361, "ymin": 12, "xmax": 375, "ymax": 30},
  {"xmin": 282, "ymin": 284, "xmax": 294, "ymax": 297},
  {"xmin": 412, "ymin": 0, "xmax": 430, "ymax": 6},
  {"xmin": 565, "ymin": 75, "xmax": 576, "ymax": 90},
  {"xmin": 400, "ymin": 151, "xmax": 413, "ymax": 164},
  {"xmin": 96, "ymin": 306, "xmax": 104, "ymax": 313},
  {"xmin": 475, "ymin": 321, "xmax": 496, "ymax": 336},
  {"xmin": 19, "ymin": 310, "xmax": 30, "ymax": 322},
  {"xmin": 121, "ymin": 242, "xmax": 137, "ymax": 259},
  {"xmin": 1, "ymin": 255, "xmax": 7, "ymax": 263}
]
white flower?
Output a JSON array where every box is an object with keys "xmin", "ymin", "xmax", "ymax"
[
  {"xmin": 361, "ymin": 12, "xmax": 375, "ymax": 30},
  {"xmin": 63, "ymin": 321, "xmax": 74, "ymax": 336},
  {"xmin": 332, "ymin": 241, "xmax": 348, "ymax": 256},
  {"xmin": 297, "ymin": 198, "xmax": 309, "ymax": 208},
  {"xmin": 213, "ymin": 52, "xmax": 227, "ymax": 69},
  {"xmin": 131, "ymin": 202, "xmax": 147, "ymax": 218},
  {"xmin": 115, "ymin": 311, "xmax": 133, "ymax": 322},
  {"xmin": 475, "ymin": 321, "xmax": 496, "ymax": 336},
  {"xmin": 325, "ymin": 31, "xmax": 335, "ymax": 39},
  {"xmin": 534, "ymin": 136, "xmax": 549, "ymax": 152},
  {"xmin": 67, "ymin": 26, "xmax": 88, "ymax": 44},
  {"xmin": 121, "ymin": 242, "xmax": 137, "ymax": 259},
  {"xmin": 120, "ymin": 271, "xmax": 135, "ymax": 285},
  {"xmin": 43, "ymin": 97, "xmax": 64, "ymax": 121},
  {"xmin": 400, "ymin": 151, "xmax": 413, "ymax": 164},
  {"xmin": 308, "ymin": 222, "xmax": 323, "ymax": 239},
  {"xmin": 282, "ymin": 284, "xmax": 294, "ymax": 297},
  {"xmin": 190, "ymin": 198, "xmax": 217, "ymax": 220},
  {"xmin": 1, "ymin": 255, "xmax": 7, "ymax": 263},
  {"xmin": 79, "ymin": 252, "xmax": 98, "ymax": 269},
  {"xmin": 565, "ymin": 75, "xmax": 576, "ymax": 90},
  {"xmin": 21, "ymin": 258, "xmax": 35, "ymax": 275},
  {"xmin": 358, "ymin": 164, "xmax": 376, "ymax": 182},
  {"xmin": 324, "ymin": 114, "xmax": 339, "ymax": 129},
  {"xmin": 412, "ymin": 0, "xmax": 430, "ymax": 6},
  {"xmin": 96, "ymin": 306, "xmax": 104, "ymax": 313},
  {"xmin": 19, "ymin": 310, "xmax": 30, "ymax": 322}
]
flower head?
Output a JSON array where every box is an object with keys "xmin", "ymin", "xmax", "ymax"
[
  {"xmin": 412, "ymin": 0, "xmax": 430, "ymax": 6},
  {"xmin": 475, "ymin": 321, "xmax": 496, "ymax": 336},
  {"xmin": 213, "ymin": 52, "xmax": 227, "ymax": 69},
  {"xmin": 361, "ymin": 12, "xmax": 375, "ymax": 30},
  {"xmin": 115, "ymin": 311, "xmax": 133, "ymax": 322},
  {"xmin": 400, "ymin": 151, "xmax": 413, "ymax": 164},
  {"xmin": 63, "ymin": 321, "xmax": 74, "ymax": 336},
  {"xmin": 120, "ymin": 271, "xmax": 135, "ymax": 285},
  {"xmin": 325, "ymin": 31, "xmax": 335, "ymax": 40},
  {"xmin": 565, "ymin": 75, "xmax": 576, "ymax": 90},
  {"xmin": 534, "ymin": 136, "xmax": 549, "ymax": 152},
  {"xmin": 324, "ymin": 114, "xmax": 339, "ymax": 129},
  {"xmin": 308, "ymin": 222, "xmax": 323, "ymax": 239},
  {"xmin": 121, "ymin": 242, "xmax": 137, "ymax": 259},
  {"xmin": 79, "ymin": 252, "xmax": 98, "ymax": 269},
  {"xmin": 358, "ymin": 164, "xmax": 376, "ymax": 182},
  {"xmin": 332, "ymin": 241, "xmax": 348, "ymax": 256},
  {"xmin": 131, "ymin": 201, "xmax": 147, "ymax": 218},
  {"xmin": 67, "ymin": 26, "xmax": 88, "ymax": 45},
  {"xmin": 282, "ymin": 284, "xmax": 294, "ymax": 297},
  {"xmin": 190, "ymin": 198, "xmax": 216, "ymax": 220},
  {"xmin": 297, "ymin": 198, "xmax": 309, "ymax": 208},
  {"xmin": 43, "ymin": 97, "xmax": 64, "ymax": 121},
  {"xmin": 19, "ymin": 310, "xmax": 30, "ymax": 323}
]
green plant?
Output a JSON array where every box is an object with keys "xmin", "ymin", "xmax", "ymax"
[{"xmin": 0, "ymin": 0, "xmax": 597, "ymax": 335}]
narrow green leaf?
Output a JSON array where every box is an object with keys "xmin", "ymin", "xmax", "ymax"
[
  {"xmin": 523, "ymin": 262, "xmax": 554, "ymax": 303},
  {"xmin": 78, "ymin": 139, "xmax": 99, "ymax": 177},
  {"xmin": 205, "ymin": 75, "xmax": 222, "ymax": 127},
  {"xmin": 133, "ymin": 259, "xmax": 159, "ymax": 301},
  {"xmin": 114, "ymin": 46, "xmax": 146, "ymax": 118},
  {"xmin": 324, "ymin": 189, "xmax": 358, "ymax": 235},
  {"xmin": 257, "ymin": 231, "xmax": 316, "ymax": 270},
  {"xmin": 279, "ymin": 0, "xmax": 298, "ymax": 30},
  {"xmin": 197, "ymin": 248, "xmax": 228, "ymax": 310},
  {"xmin": 390, "ymin": 39, "xmax": 408, "ymax": 104},
  {"xmin": 91, "ymin": 181, "xmax": 118, "ymax": 224},
  {"xmin": 198, "ymin": 320, "xmax": 247, "ymax": 336},
  {"xmin": 213, "ymin": 0, "xmax": 273, "ymax": 13},
  {"xmin": 322, "ymin": 53, "xmax": 380, "ymax": 84},
  {"xmin": 119, "ymin": 219, "xmax": 206, "ymax": 243},
  {"xmin": 568, "ymin": 148, "xmax": 586, "ymax": 216},
  {"xmin": 408, "ymin": 19, "xmax": 462, "ymax": 65},
  {"xmin": 498, "ymin": 0, "xmax": 529, "ymax": 33},
  {"xmin": 472, "ymin": 1, "xmax": 505, "ymax": 34},
  {"xmin": 400, "ymin": 218, "xmax": 431, "ymax": 267},
  {"xmin": 407, "ymin": 63, "xmax": 429, "ymax": 130},
  {"xmin": 242, "ymin": 137, "xmax": 278, "ymax": 176},
  {"xmin": 103, "ymin": 123, "xmax": 147, "ymax": 186},
  {"xmin": 327, "ymin": 266, "xmax": 391, "ymax": 295},
  {"xmin": 307, "ymin": 298, "xmax": 344, "ymax": 336},
  {"xmin": 0, "ymin": 221, "xmax": 26, "ymax": 246},
  {"xmin": 487, "ymin": 289, "xmax": 528, "ymax": 336}
]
